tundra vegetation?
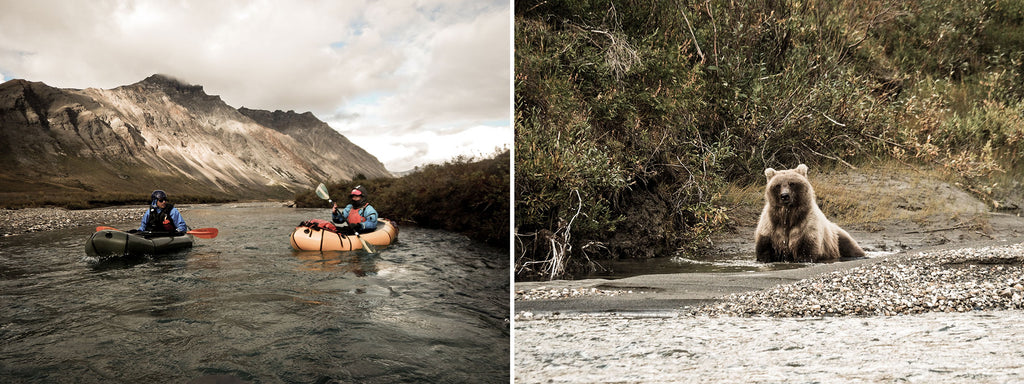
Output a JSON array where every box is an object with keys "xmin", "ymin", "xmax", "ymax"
[{"xmin": 515, "ymin": 0, "xmax": 1024, "ymax": 279}]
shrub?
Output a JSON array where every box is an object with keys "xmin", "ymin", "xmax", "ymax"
[
  {"xmin": 296, "ymin": 151, "xmax": 510, "ymax": 248},
  {"xmin": 515, "ymin": 0, "xmax": 1024, "ymax": 280}
]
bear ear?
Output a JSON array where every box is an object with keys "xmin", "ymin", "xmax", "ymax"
[
  {"xmin": 764, "ymin": 168, "xmax": 776, "ymax": 180},
  {"xmin": 795, "ymin": 164, "xmax": 808, "ymax": 176}
]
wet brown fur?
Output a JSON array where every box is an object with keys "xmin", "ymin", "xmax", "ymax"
[{"xmin": 755, "ymin": 164, "xmax": 866, "ymax": 262}]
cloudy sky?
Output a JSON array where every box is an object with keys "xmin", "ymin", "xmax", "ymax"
[{"xmin": 0, "ymin": 0, "xmax": 511, "ymax": 172}]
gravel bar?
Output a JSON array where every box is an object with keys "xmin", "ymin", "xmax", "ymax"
[
  {"xmin": 515, "ymin": 287, "xmax": 648, "ymax": 301},
  {"xmin": 516, "ymin": 242, "xmax": 1024, "ymax": 383},
  {"xmin": 692, "ymin": 242, "xmax": 1024, "ymax": 317},
  {"xmin": 0, "ymin": 207, "xmax": 147, "ymax": 236}
]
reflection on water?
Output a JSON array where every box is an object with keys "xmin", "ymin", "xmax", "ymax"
[
  {"xmin": 579, "ymin": 250, "xmax": 892, "ymax": 280},
  {"xmin": 579, "ymin": 253, "xmax": 809, "ymax": 280},
  {"xmin": 292, "ymin": 251, "xmax": 380, "ymax": 275},
  {"xmin": 0, "ymin": 204, "xmax": 509, "ymax": 383}
]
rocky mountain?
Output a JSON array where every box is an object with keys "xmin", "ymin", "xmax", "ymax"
[{"xmin": 0, "ymin": 74, "xmax": 391, "ymax": 205}]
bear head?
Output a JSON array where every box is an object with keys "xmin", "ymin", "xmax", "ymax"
[{"xmin": 764, "ymin": 164, "xmax": 813, "ymax": 208}]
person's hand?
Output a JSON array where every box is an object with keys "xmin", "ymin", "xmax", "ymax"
[{"xmin": 332, "ymin": 202, "xmax": 338, "ymax": 213}]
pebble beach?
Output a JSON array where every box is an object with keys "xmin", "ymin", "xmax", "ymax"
[
  {"xmin": 1, "ymin": 206, "xmax": 154, "ymax": 236},
  {"xmin": 0, "ymin": 203, "xmax": 294, "ymax": 237},
  {"xmin": 515, "ymin": 242, "xmax": 1024, "ymax": 317},
  {"xmin": 694, "ymin": 242, "xmax": 1024, "ymax": 317},
  {"xmin": 515, "ymin": 241, "xmax": 1024, "ymax": 383}
]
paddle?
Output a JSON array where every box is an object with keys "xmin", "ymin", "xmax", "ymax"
[
  {"xmin": 315, "ymin": 183, "xmax": 377, "ymax": 254},
  {"xmin": 352, "ymin": 230, "xmax": 376, "ymax": 253},
  {"xmin": 315, "ymin": 182, "xmax": 332, "ymax": 204},
  {"xmin": 186, "ymin": 228, "xmax": 219, "ymax": 239},
  {"xmin": 95, "ymin": 226, "xmax": 218, "ymax": 239}
]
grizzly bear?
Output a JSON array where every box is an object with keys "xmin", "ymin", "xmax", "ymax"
[{"xmin": 755, "ymin": 164, "xmax": 865, "ymax": 262}]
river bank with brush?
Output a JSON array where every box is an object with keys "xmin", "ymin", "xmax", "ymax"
[{"xmin": 515, "ymin": 167, "xmax": 1024, "ymax": 383}]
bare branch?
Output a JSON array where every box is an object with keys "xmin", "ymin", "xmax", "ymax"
[{"xmin": 674, "ymin": 0, "xmax": 705, "ymax": 64}]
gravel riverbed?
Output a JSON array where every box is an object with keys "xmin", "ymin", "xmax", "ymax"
[
  {"xmin": 0, "ymin": 203, "xmax": 293, "ymax": 236},
  {"xmin": 0, "ymin": 206, "xmax": 173, "ymax": 236},
  {"xmin": 515, "ymin": 241, "xmax": 1024, "ymax": 383},
  {"xmin": 693, "ymin": 242, "xmax": 1024, "ymax": 317},
  {"xmin": 516, "ymin": 242, "xmax": 1024, "ymax": 317}
]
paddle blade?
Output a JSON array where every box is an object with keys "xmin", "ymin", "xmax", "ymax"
[
  {"xmin": 187, "ymin": 228, "xmax": 219, "ymax": 239},
  {"xmin": 95, "ymin": 226, "xmax": 118, "ymax": 232},
  {"xmin": 355, "ymin": 234, "xmax": 377, "ymax": 254},
  {"xmin": 315, "ymin": 183, "xmax": 331, "ymax": 201}
]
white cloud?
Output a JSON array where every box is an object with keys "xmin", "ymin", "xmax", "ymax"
[
  {"xmin": 351, "ymin": 123, "xmax": 510, "ymax": 173},
  {"xmin": 0, "ymin": 0, "xmax": 511, "ymax": 172}
]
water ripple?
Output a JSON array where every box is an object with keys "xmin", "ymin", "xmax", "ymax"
[{"xmin": 0, "ymin": 205, "xmax": 509, "ymax": 383}]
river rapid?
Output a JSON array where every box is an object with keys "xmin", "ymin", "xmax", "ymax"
[{"xmin": 0, "ymin": 203, "xmax": 509, "ymax": 383}]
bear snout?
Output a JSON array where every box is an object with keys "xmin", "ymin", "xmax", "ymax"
[{"xmin": 778, "ymin": 188, "xmax": 793, "ymax": 205}]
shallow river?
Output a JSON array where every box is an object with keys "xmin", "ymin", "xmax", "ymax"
[
  {"xmin": 0, "ymin": 204, "xmax": 509, "ymax": 383},
  {"xmin": 516, "ymin": 311, "xmax": 1024, "ymax": 383}
]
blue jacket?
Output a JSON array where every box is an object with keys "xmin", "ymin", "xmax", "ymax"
[
  {"xmin": 332, "ymin": 204, "xmax": 378, "ymax": 232},
  {"xmin": 138, "ymin": 201, "xmax": 188, "ymax": 232}
]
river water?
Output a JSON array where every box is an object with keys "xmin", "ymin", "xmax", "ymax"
[
  {"xmin": 515, "ymin": 311, "xmax": 1024, "ymax": 383},
  {"xmin": 0, "ymin": 204, "xmax": 509, "ymax": 383},
  {"xmin": 577, "ymin": 254, "xmax": 808, "ymax": 279}
]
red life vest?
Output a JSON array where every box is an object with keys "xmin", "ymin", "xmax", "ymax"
[
  {"xmin": 160, "ymin": 219, "xmax": 175, "ymax": 232},
  {"xmin": 348, "ymin": 207, "xmax": 365, "ymax": 225},
  {"xmin": 146, "ymin": 205, "xmax": 178, "ymax": 232}
]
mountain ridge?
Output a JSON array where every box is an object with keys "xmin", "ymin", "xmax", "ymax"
[{"xmin": 0, "ymin": 74, "xmax": 390, "ymax": 206}]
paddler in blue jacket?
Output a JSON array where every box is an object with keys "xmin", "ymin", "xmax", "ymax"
[
  {"xmin": 137, "ymin": 190, "xmax": 188, "ymax": 234},
  {"xmin": 332, "ymin": 185, "xmax": 378, "ymax": 234}
]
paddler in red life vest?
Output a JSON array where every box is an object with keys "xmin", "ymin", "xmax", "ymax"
[
  {"xmin": 136, "ymin": 190, "xmax": 188, "ymax": 235},
  {"xmin": 331, "ymin": 185, "xmax": 378, "ymax": 234}
]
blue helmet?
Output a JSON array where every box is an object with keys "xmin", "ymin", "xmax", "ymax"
[{"xmin": 150, "ymin": 190, "xmax": 167, "ymax": 202}]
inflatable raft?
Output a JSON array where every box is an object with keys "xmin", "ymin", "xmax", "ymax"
[
  {"xmin": 85, "ymin": 229, "xmax": 194, "ymax": 257},
  {"xmin": 290, "ymin": 218, "xmax": 398, "ymax": 251}
]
